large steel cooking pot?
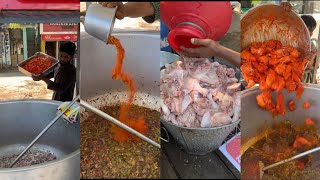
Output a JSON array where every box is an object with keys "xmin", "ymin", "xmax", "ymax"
[
  {"xmin": 79, "ymin": 30, "xmax": 161, "ymax": 177},
  {"xmin": 160, "ymin": 51, "xmax": 240, "ymax": 155},
  {"xmin": 241, "ymin": 4, "xmax": 311, "ymax": 58},
  {"xmin": 80, "ymin": 30, "xmax": 160, "ymax": 101},
  {"xmin": 241, "ymin": 84, "xmax": 320, "ymax": 178},
  {"xmin": 0, "ymin": 99, "xmax": 80, "ymax": 180}
]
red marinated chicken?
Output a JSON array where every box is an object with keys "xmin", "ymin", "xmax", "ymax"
[{"xmin": 241, "ymin": 40, "xmax": 307, "ymax": 115}]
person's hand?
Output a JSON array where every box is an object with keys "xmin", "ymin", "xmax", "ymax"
[
  {"xmin": 280, "ymin": 2, "xmax": 292, "ymax": 12},
  {"xmin": 178, "ymin": 38, "xmax": 241, "ymax": 67},
  {"xmin": 179, "ymin": 38, "xmax": 222, "ymax": 58},
  {"xmin": 32, "ymin": 74, "xmax": 45, "ymax": 81},
  {"xmin": 100, "ymin": 2, "xmax": 126, "ymax": 20},
  {"xmin": 305, "ymin": 50, "xmax": 317, "ymax": 70}
]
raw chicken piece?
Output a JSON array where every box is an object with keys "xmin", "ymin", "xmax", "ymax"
[
  {"xmin": 182, "ymin": 77, "xmax": 208, "ymax": 95},
  {"xmin": 164, "ymin": 60, "xmax": 186, "ymax": 73},
  {"xmin": 214, "ymin": 92, "xmax": 234, "ymax": 117},
  {"xmin": 212, "ymin": 61, "xmax": 220, "ymax": 67},
  {"xmin": 172, "ymin": 96, "xmax": 183, "ymax": 114},
  {"xmin": 190, "ymin": 90, "xmax": 201, "ymax": 102},
  {"xmin": 201, "ymin": 110, "xmax": 217, "ymax": 128},
  {"xmin": 209, "ymin": 85, "xmax": 224, "ymax": 97},
  {"xmin": 226, "ymin": 68, "xmax": 236, "ymax": 78},
  {"xmin": 184, "ymin": 57, "xmax": 212, "ymax": 79},
  {"xmin": 176, "ymin": 106, "xmax": 196, "ymax": 127},
  {"xmin": 163, "ymin": 96, "xmax": 182, "ymax": 115},
  {"xmin": 165, "ymin": 94, "xmax": 193, "ymax": 115},
  {"xmin": 163, "ymin": 113, "xmax": 177, "ymax": 124},
  {"xmin": 207, "ymin": 92, "xmax": 220, "ymax": 109},
  {"xmin": 161, "ymin": 104, "xmax": 170, "ymax": 116},
  {"xmin": 226, "ymin": 78, "xmax": 239, "ymax": 84},
  {"xmin": 192, "ymin": 98, "xmax": 213, "ymax": 116},
  {"xmin": 181, "ymin": 95, "xmax": 193, "ymax": 113},
  {"xmin": 201, "ymin": 110, "xmax": 232, "ymax": 128},
  {"xmin": 160, "ymin": 69, "xmax": 184, "ymax": 97},
  {"xmin": 199, "ymin": 82, "xmax": 213, "ymax": 89},
  {"xmin": 192, "ymin": 116, "xmax": 201, "ymax": 128},
  {"xmin": 226, "ymin": 83, "xmax": 241, "ymax": 95},
  {"xmin": 213, "ymin": 91, "xmax": 224, "ymax": 101},
  {"xmin": 195, "ymin": 115, "xmax": 203, "ymax": 128},
  {"xmin": 160, "ymin": 69, "xmax": 165, "ymax": 79},
  {"xmin": 198, "ymin": 67, "xmax": 220, "ymax": 85},
  {"xmin": 191, "ymin": 91, "xmax": 219, "ymax": 115},
  {"xmin": 214, "ymin": 64, "xmax": 229, "ymax": 82}
]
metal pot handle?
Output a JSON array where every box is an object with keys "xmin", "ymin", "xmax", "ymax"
[{"xmin": 160, "ymin": 127, "xmax": 170, "ymax": 143}]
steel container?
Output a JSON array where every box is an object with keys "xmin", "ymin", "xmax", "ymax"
[
  {"xmin": 160, "ymin": 51, "xmax": 240, "ymax": 155},
  {"xmin": 241, "ymin": 4, "xmax": 311, "ymax": 58},
  {"xmin": 241, "ymin": 85, "xmax": 320, "ymax": 178},
  {"xmin": 80, "ymin": 30, "xmax": 160, "ymax": 101},
  {"xmin": 0, "ymin": 99, "xmax": 80, "ymax": 180},
  {"xmin": 241, "ymin": 84, "xmax": 320, "ymax": 154},
  {"xmin": 84, "ymin": 4, "xmax": 117, "ymax": 43}
]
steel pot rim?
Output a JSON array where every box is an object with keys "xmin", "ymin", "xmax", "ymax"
[
  {"xmin": 161, "ymin": 117, "xmax": 240, "ymax": 131},
  {"xmin": 241, "ymin": 3, "xmax": 300, "ymax": 20},
  {"xmin": 240, "ymin": 3, "xmax": 311, "ymax": 57},
  {"xmin": 0, "ymin": 99, "xmax": 80, "ymax": 172},
  {"xmin": 0, "ymin": 98, "xmax": 63, "ymax": 104},
  {"xmin": 241, "ymin": 83, "xmax": 320, "ymax": 96}
]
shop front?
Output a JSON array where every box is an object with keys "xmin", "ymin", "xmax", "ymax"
[{"xmin": 40, "ymin": 23, "xmax": 78, "ymax": 60}]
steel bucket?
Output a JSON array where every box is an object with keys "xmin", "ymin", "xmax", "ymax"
[
  {"xmin": 241, "ymin": 84, "xmax": 320, "ymax": 179},
  {"xmin": 80, "ymin": 31, "xmax": 160, "ymax": 101},
  {"xmin": 160, "ymin": 51, "xmax": 240, "ymax": 155},
  {"xmin": 0, "ymin": 99, "xmax": 80, "ymax": 180},
  {"xmin": 241, "ymin": 4, "xmax": 311, "ymax": 58},
  {"xmin": 80, "ymin": 30, "xmax": 161, "ymax": 178},
  {"xmin": 84, "ymin": 4, "xmax": 117, "ymax": 42}
]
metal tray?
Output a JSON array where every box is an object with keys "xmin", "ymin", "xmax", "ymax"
[{"xmin": 18, "ymin": 52, "xmax": 59, "ymax": 77}]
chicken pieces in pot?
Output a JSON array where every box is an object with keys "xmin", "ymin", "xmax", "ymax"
[
  {"xmin": 241, "ymin": 40, "xmax": 307, "ymax": 115},
  {"xmin": 160, "ymin": 57, "xmax": 240, "ymax": 128}
]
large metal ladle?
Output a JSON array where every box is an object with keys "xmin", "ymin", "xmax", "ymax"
[{"xmin": 259, "ymin": 146, "xmax": 320, "ymax": 179}]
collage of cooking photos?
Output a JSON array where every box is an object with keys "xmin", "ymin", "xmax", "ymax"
[{"xmin": 1, "ymin": 0, "xmax": 320, "ymax": 180}]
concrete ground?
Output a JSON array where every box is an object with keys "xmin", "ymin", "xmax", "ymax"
[{"xmin": 0, "ymin": 68, "xmax": 53, "ymax": 101}]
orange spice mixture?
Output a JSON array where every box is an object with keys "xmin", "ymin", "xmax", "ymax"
[{"xmin": 107, "ymin": 35, "xmax": 147, "ymax": 142}]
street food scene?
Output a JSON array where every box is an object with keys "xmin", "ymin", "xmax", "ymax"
[{"xmin": 0, "ymin": 1, "xmax": 319, "ymax": 180}]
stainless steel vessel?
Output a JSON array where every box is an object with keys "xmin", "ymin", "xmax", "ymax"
[
  {"xmin": 241, "ymin": 85, "xmax": 320, "ymax": 179},
  {"xmin": 0, "ymin": 99, "xmax": 80, "ymax": 180},
  {"xmin": 160, "ymin": 51, "xmax": 240, "ymax": 155},
  {"xmin": 241, "ymin": 4, "xmax": 310, "ymax": 57},
  {"xmin": 241, "ymin": 84, "xmax": 320, "ymax": 153},
  {"xmin": 80, "ymin": 30, "xmax": 160, "ymax": 101},
  {"xmin": 84, "ymin": 4, "xmax": 117, "ymax": 42}
]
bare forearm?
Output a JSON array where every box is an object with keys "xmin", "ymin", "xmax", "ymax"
[
  {"xmin": 124, "ymin": 2, "xmax": 154, "ymax": 18},
  {"xmin": 307, "ymin": 57, "xmax": 316, "ymax": 69},
  {"xmin": 216, "ymin": 45, "xmax": 241, "ymax": 68}
]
